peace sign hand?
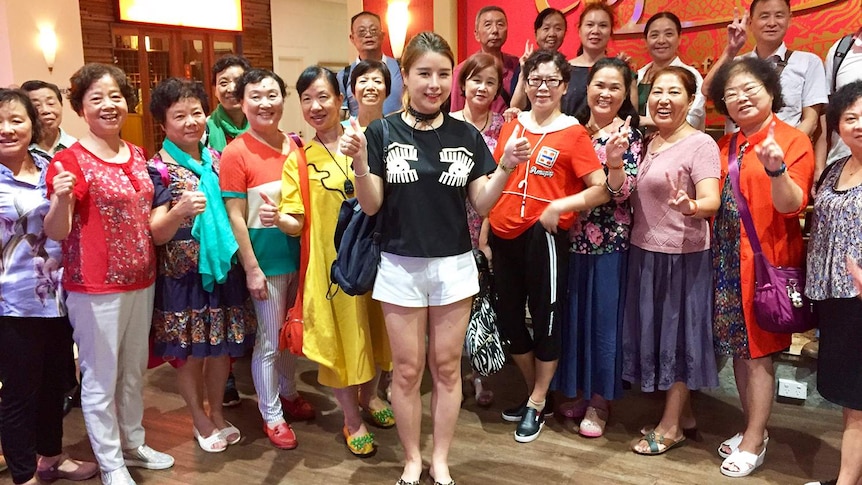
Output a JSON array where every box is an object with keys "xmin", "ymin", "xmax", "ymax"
[
  {"xmin": 519, "ymin": 40, "xmax": 534, "ymax": 67},
  {"xmin": 666, "ymin": 168, "xmax": 696, "ymax": 215},
  {"xmin": 753, "ymin": 122, "xmax": 786, "ymax": 172},
  {"xmin": 605, "ymin": 116, "xmax": 632, "ymax": 163},
  {"xmin": 726, "ymin": 7, "xmax": 749, "ymax": 55}
]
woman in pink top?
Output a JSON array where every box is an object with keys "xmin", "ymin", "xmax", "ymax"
[
  {"xmin": 622, "ymin": 67, "xmax": 722, "ymax": 456},
  {"xmin": 44, "ymin": 63, "xmax": 174, "ymax": 485}
]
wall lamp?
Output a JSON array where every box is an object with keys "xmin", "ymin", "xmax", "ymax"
[
  {"xmin": 387, "ymin": 0, "xmax": 410, "ymax": 59},
  {"xmin": 38, "ymin": 27, "xmax": 58, "ymax": 74}
]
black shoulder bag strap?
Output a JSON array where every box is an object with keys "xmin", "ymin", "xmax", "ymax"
[
  {"xmin": 832, "ymin": 35, "xmax": 854, "ymax": 94},
  {"xmin": 774, "ymin": 50, "xmax": 794, "ymax": 78}
]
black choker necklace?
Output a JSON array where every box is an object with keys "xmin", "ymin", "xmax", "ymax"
[{"xmin": 407, "ymin": 105, "xmax": 441, "ymax": 123}]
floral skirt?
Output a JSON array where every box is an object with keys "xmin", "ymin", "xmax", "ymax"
[
  {"xmin": 621, "ymin": 246, "xmax": 719, "ymax": 392},
  {"xmin": 152, "ymin": 265, "xmax": 257, "ymax": 362}
]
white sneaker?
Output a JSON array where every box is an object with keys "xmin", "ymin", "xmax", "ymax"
[
  {"xmin": 101, "ymin": 466, "xmax": 137, "ymax": 485},
  {"xmin": 122, "ymin": 444, "xmax": 174, "ymax": 470}
]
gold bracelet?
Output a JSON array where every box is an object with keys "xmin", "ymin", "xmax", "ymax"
[{"xmin": 499, "ymin": 163, "xmax": 515, "ymax": 174}]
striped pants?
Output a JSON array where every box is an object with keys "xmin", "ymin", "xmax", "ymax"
[{"xmin": 251, "ymin": 273, "xmax": 300, "ymax": 425}]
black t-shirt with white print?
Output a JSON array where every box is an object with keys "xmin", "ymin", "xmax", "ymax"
[{"xmin": 365, "ymin": 112, "xmax": 497, "ymax": 258}]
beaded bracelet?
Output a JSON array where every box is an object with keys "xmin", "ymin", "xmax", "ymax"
[{"xmin": 353, "ymin": 167, "xmax": 370, "ymax": 178}]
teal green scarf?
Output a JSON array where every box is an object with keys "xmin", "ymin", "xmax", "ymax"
[
  {"xmin": 162, "ymin": 139, "xmax": 238, "ymax": 291},
  {"xmin": 206, "ymin": 105, "xmax": 249, "ymax": 152}
]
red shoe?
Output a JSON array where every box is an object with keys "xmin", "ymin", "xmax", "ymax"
[
  {"xmin": 280, "ymin": 394, "xmax": 315, "ymax": 421},
  {"xmin": 264, "ymin": 422, "xmax": 298, "ymax": 450}
]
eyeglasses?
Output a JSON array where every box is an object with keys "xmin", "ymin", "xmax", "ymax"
[
  {"xmin": 526, "ymin": 77, "xmax": 564, "ymax": 88},
  {"xmin": 722, "ymin": 83, "xmax": 765, "ymax": 104},
  {"xmin": 354, "ymin": 28, "xmax": 380, "ymax": 38}
]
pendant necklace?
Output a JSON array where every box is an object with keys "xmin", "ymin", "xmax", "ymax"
[{"xmin": 316, "ymin": 131, "xmax": 354, "ymax": 196}]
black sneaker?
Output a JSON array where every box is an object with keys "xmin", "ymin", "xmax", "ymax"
[
  {"xmin": 501, "ymin": 395, "xmax": 554, "ymax": 422},
  {"xmin": 514, "ymin": 406, "xmax": 545, "ymax": 443},
  {"xmin": 223, "ymin": 373, "xmax": 241, "ymax": 408}
]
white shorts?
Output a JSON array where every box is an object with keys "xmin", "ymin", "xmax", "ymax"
[{"xmin": 373, "ymin": 251, "xmax": 479, "ymax": 308}]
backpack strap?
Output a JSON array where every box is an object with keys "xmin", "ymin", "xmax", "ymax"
[
  {"xmin": 341, "ymin": 64, "xmax": 352, "ymax": 95},
  {"xmin": 832, "ymin": 34, "xmax": 854, "ymax": 95}
]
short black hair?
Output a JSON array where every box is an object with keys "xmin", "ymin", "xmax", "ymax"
[
  {"xmin": 534, "ymin": 7, "xmax": 566, "ymax": 32},
  {"xmin": 523, "ymin": 49, "xmax": 571, "ymax": 84},
  {"xmin": 749, "ymin": 0, "xmax": 790, "ymax": 17},
  {"xmin": 575, "ymin": 57, "xmax": 640, "ymax": 130},
  {"xmin": 20, "ymin": 80, "xmax": 63, "ymax": 105},
  {"xmin": 644, "ymin": 11, "xmax": 682, "ymax": 37},
  {"xmin": 350, "ymin": 11, "xmax": 381, "ymax": 30},
  {"xmin": 0, "ymin": 88, "xmax": 42, "ymax": 146},
  {"xmin": 68, "ymin": 63, "xmax": 137, "ymax": 116},
  {"xmin": 297, "ymin": 66, "xmax": 341, "ymax": 98},
  {"xmin": 149, "ymin": 78, "xmax": 210, "ymax": 124},
  {"xmin": 211, "ymin": 55, "xmax": 251, "ymax": 86},
  {"xmin": 826, "ymin": 80, "xmax": 862, "ymax": 136},
  {"xmin": 234, "ymin": 68, "xmax": 287, "ymax": 101},
  {"xmin": 707, "ymin": 56, "xmax": 783, "ymax": 117},
  {"xmin": 349, "ymin": 59, "xmax": 392, "ymax": 96}
]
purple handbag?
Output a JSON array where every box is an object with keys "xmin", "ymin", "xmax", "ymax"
[{"xmin": 727, "ymin": 135, "xmax": 815, "ymax": 334}]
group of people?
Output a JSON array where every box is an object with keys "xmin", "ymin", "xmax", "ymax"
[{"xmin": 0, "ymin": 3, "xmax": 861, "ymax": 485}]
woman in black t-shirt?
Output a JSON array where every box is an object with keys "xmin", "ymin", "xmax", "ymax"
[{"xmin": 340, "ymin": 32, "xmax": 530, "ymax": 485}]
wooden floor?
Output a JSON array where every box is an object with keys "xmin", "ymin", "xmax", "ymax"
[{"xmin": 26, "ymin": 357, "xmax": 844, "ymax": 485}]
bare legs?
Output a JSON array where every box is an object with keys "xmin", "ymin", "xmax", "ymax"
[
  {"xmin": 732, "ymin": 356, "xmax": 773, "ymax": 455},
  {"xmin": 175, "ymin": 355, "xmax": 231, "ymax": 446},
  {"xmin": 837, "ymin": 408, "xmax": 862, "ymax": 485},
  {"xmin": 383, "ymin": 298, "xmax": 471, "ymax": 484}
]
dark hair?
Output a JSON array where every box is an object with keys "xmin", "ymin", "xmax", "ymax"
[
  {"xmin": 826, "ymin": 80, "xmax": 862, "ymax": 137},
  {"xmin": 475, "ymin": 5, "xmax": 507, "ymax": 29},
  {"xmin": 575, "ymin": 57, "xmax": 640, "ymax": 129},
  {"xmin": 534, "ymin": 8, "xmax": 567, "ymax": 33},
  {"xmin": 458, "ymin": 52, "xmax": 503, "ymax": 99},
  {"xmin": 523, "ymin": 49, "xmax": 572, "ymax": 84},
  {"xmin": 68, "ymin": 63, "xmax": 137, "ymax": 115},
  {"xmin": 0, "ymin": 88, "xmax": 42, "ymax": 146},
  {"xmin": 234, "ymin": 68, "xmax": 287, "ymax": 100},
  {"xmin": 211, "ymin": 55, "xmax": 251, "ymax": 86},
  {"xmin": 296, "ymin": 66, "xmax": 341, "ymax": 98},
  {"xmin": 350, "ymin": 11, "xmax": 381, "ymax": 30},
  {"xmin": 749, "ymin": 0, "xmax": 790, "ymax": 17},
  {"xmin": 149, "ymin": 78, "xmax": 210, "ymax": 124},
  {"xmin": 20, "ymin": 80, "xmax": 63, "ymax": 105},
  {"xmin": 644, "ymin": 11, "xmax": 682, "ymax": 37},
  {"xmin": 653, "ymin": 66, "xmax": 698, "ymax": 99},
  {"xmin": 579, "ymin": 1, "xmax": 615, "ymax": 28},
  {"xmin": 707, "ymin": 57, "xmax": 783, "ymax": 116},
  {"xmin": 349, "ymin": 60, "xmax": 392, "ymax": 96}
]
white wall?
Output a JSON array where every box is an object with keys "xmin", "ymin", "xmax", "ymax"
[
  {"xmin": 270, "ymin": 0, "xmax": 351, "ymax": 138},
  {"xmin": 0, "ymin": 0, "xmax": 87, "ymax": 138}
]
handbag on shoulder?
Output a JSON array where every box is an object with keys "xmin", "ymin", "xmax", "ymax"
[{"xmin": 727, "ymin": 135, "xmax": 816, "ymax": 334}]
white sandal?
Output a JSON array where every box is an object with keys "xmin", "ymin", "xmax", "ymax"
[
  {"xmin": 720, "ymin": 446, "xmax": 766, "ymax": 478},
  {"xmin": 194, "ymin": 427, "xmax": 227, "ymax": 453},
  {"xmin": 718, "ymin": 432, "xmax": 770, "ymax": 458},
  {"xmin": 219, "ymin": 420, "xmax": 241, "ymax": 445}
]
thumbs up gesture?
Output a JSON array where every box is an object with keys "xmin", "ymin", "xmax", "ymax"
[
  {"xmin": 52, "ymin": 162, "xmax": 77, "ymax": 199},
  {"xmin": 501, "ymin": 127, "xmax": 531, "ymax": 172},
  {"xmin": 340, "ymin": 116, "xmax": 367, "ymax": 160},
  {"xmin": 174, "ymin": 190, "xmax": 207, "ymax": 217},
  {"xmin": 259, "ymin": 192, "xmax": 279, "ymax": 227}
]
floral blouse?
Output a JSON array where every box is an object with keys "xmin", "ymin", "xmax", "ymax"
[
  {"xmin": 0, "ymin": 152, "xmax": 64, "ymax": 317},
  {"xmin": 569, "ymin": 128, "xmax": 642, "ymax": 254},
  {"xmin": 806, "ymin": 156, "xmax": 862, "ymax": 300},
  {"xmin": 466, "ymin": 112, "xmax": 504, "ymax": 247}
]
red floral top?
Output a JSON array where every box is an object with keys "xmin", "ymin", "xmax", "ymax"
[{"xmin": 47, "ymin": 142, "xmax": 156, "ymax": 293}]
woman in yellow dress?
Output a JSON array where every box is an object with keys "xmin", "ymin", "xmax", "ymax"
[{"xmin": 259, "ymin": 65, "xmax": 393, "ymax": 458}]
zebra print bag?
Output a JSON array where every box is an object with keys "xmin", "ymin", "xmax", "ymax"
[{"xmin": 464, "ymin": 249, "xmax": 506, "ymax": 377}]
